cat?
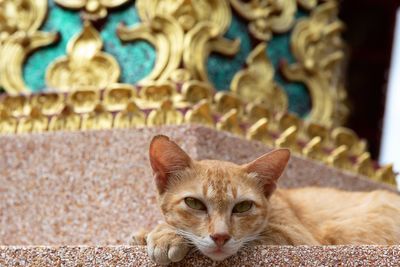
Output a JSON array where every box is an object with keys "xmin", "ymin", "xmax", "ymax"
[{"xmin": 132, "ymin": 135, "xmax": 400, "ymax": 265}]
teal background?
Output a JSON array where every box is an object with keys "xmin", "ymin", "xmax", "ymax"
[{"xmin": 21, "ymin": 0, "xmax": 311, "ymax": 117}]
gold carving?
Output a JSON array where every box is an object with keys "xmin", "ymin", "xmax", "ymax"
[
  {"xmin": 17, "ymin": 107, "xmax": 48, "ymax": 133},
  {"xmin": 281, "ymin": 1, "xmax": 348, "ymax": 126},
  {"xmin": 230, "ymin": 0, "xmax": 296, "ymax": 41},
  {"xmin": 46, "ymin": 22, "xmax": 120, "ymax": 91},
  {"xmin": 217, "ymin": 109, "xmax": 243, "ymax": 135},
  {"xmin": 48, "ymin": 105, "xmax": 82, "ymax": 131},
  {"xmin": 147, "ymin": 99, "xmax": 183, "ymax": 126},
  {"xmin": 103, "ymin": 84, "xmax": 136, "ymax": 112},
  {"xmin": 81, "ymin": 103, "xmax": 113, "ymax": 130},
  {"xmin": 118, "ymin": 0, "xmax": 239, "ymax": 85},
  {"xmin": 68, "ymin": 89, "xmax": 100, "ymax": 113},
  {"xmin": 0, "ymin": 0, "xmax": 58, "ymax": 95},
  {"xmin": 0, "ymin": 109, "xmax": 18, "ymax": 134},
  {"xmin": 231, "ymin": 43, "xmax": 288, "ymax": 113},
  {"xmin": 54, "ymin": 0, "xmax": 130, "ymax": 20},
  {"xmin": 30, "ymin": 93, "xmax": 65, "ymax": 116},
  {"xmin": 0, "ymin": 87, "xmax": 397, "ymax": 186},
  {"xmin": 185, "ymin": 99, "xmax": 214, "ymax": 127},
  {"xmin": 114, "ymin": 101, "xmax": 146, "ymax": 128},
  {"xmin": 2, "ymin": 95, "xmax": 30, "ymax": 117}
]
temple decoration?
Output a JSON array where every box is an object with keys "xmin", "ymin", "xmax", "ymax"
[
  {"xmin": 46, "ymin": 21, "xmax": 120, "ymax": 91},
  {"xmin": 0, "ymin": 83, "xmax": 396, "ymax": 186},
  {"xmin": 229, "ymin": 0, "xmax": 297, "ymax": 41},
  {"xmin": 54, "ymin": 0, "xmax": 131, "ymax": 21},
  {"xmin": 231, "ymin": 43, "xmax": 288, "ymax": 113},
  {"xmin": 117, "ymin": 0, "xmax": 240, "ymax": 84},
  {"xmin": 281, "ymin": 1, "xmax": 348, "ymax": 126},
  {"xmin": 0, "ymin": 0, "xmax": 58, "ymax": 95},
  {"xmin": 0, "ymin": 0, "xmax": 396, "ymax": 186}
]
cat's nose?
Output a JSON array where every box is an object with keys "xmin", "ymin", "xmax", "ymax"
[{"xmin": 210, "ymin": 233, "xmax": 231, "ymax": 247}]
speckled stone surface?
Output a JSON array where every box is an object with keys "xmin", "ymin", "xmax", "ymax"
[
  {"xmin": 0, "ymin": 125, "xmax": 397, "ymax": 246},
  {"xmin": 1, "ymin": 246, "xmax": 400, "ymax": 266}
]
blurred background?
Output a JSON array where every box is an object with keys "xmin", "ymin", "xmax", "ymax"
[{"xmin": 338, "ymin": 0, "xmax": 399, "ymax": 184}]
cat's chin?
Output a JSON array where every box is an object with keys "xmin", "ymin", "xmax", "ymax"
[{"xmin": 200, "ymin": 248, "xmax": 238, "ymax": 262}]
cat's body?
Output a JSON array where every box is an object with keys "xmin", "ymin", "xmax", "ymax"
[
  {"xmin": 136, "ymin": 135, "xmax": 400, "ymax": 265},
  {"xmin": 260, "ymin": 187, "xmax": 400, "ymax": 245}
]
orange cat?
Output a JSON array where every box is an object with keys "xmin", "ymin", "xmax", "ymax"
[{"xmin": 134, "ymin": 135, "xmax": 400, "ymax": 265}]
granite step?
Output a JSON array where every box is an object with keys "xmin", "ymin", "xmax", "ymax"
[
  {"xmin": 0, "ymin": 126, "xmax": 398, "ymax": 265},
  {"xmin": 1, "ymin": 245, "xmax": 399, "ymax": 266}
]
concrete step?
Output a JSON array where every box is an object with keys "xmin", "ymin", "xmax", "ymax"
[
  {"xmin": 1, "ymin": 125, "xmax": 394, "ymax": 245},
  {"xmin": 1, "ymin": 245, "xmax": 399, "ymax": 266},
  {"xmin": 1, "ymin": 125, "xmax": 398, "ymax": 265}
]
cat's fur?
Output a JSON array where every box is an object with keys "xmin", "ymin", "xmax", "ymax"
[{"xmin": 134, "ymin": 135, "xmax": 400, "ymax": 265}]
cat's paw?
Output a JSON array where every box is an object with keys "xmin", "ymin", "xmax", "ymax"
[
  {"xmin": 146, "ymin": 223, "xmax": 190, "ymax": 265},
  {"xmin": 131, "ymin": 228, "xmax": 148, "ymax": 245}
]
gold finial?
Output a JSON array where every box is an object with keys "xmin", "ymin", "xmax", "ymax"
[
  {"xmin": 48, "ymin": 105, "xmax": 81, "ymax": 131},
  {"xmin": 147, "ymin": 99, "xmax": 183, "ymax": 126},
  {"xmin": 2, "ymin": 95, "xmax": 30, "ymax": 117},
  {"xmin": 182, "ymin": 81, "xmax": 213, "ymax": 104},
  {"xmin": 46, "ymin": 21, "xmax": 120, "ymax": 91},
  {"xmin": 114, "ymin": 101, "xmax": 146, "ymax": 128},
  {"xmin": 17, "ymin": 106, "xmax": 48, "ymax": 133},
  {"xmin": 185, "ymin": 99, "xmax": 214, "ymax": 127},
  {"xmin": 247, "ymin": 118, "xmax": 273, "ymax": 145},
  {"xmin": 217, "ymin": 109, "xmax": 243, "ymax": 135},
  {"xmin": 0, "ymin": 109, "xmax": 18, "ymax": 134},
  {"xmin": 215, "ymin": 92, "xmax": 243, "ymax": 115},
  {"xmin": 327, "ymin": 145, "xmax": 351, "ymax": 170},
  {"xmin": 81, "ymin": 103, "xmax": 113, "ymax": 130}
]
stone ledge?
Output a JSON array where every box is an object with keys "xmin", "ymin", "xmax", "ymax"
[
  {"xmin": 1, "ymin": 245, "xmax": 400, "ymax": 266},
  {"xmin": 0, "ymin": 125, "xmax": 397, "ymax": 246}
]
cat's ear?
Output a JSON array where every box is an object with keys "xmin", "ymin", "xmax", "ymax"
[
  {"xmin": 244, "ymin": 149, "xmax": 290, "ymax": 198},
  {"xmin": 149, "ymin": 135, "xmax": 192, "ymax": 194}
]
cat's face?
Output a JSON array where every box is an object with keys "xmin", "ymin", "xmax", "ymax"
[{"xmin": 149, "ymin": 135, "xmax": 290, "ymax": 261}]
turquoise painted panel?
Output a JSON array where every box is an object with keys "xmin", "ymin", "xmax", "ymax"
[
  {"xmin": 207, "ymin": 15, "xmax": 252, "ymax": 91},
  {"xmin": 23, "ymin": 0, "xmax": 155, "ymax": 91}
]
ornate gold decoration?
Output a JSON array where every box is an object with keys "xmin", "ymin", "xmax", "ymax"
[
  {"xmin": 230, "ymin": 0, "xmax": 297, "ymax": 41},
  {"xmin": 231, "ymin": 43, "xmax": 287, "ymax": 113},
  {"xmin": 185, "ymin": 99, "xmax": 214, "ymax": 127},
  {"xmin": 217, "ymin": 109, "xmax": 243, "ymax": 135},
  {"xmin": 0, "ymin": 0, "xmax": 58, "ymax": 95},
  {"xmin": 281, "ymin": 1, "xmax": 348, "ymax": 126},
  {"xmin": 114, "ymin": 101, "xmax": 146, "ymax": 128},
  {"xmin": 0, "ymin": 109, "xmax": 18, "ymax": 134},
  {"xmin": 46, "ymin": 22, "xmax": 120, "ymax": 91},
  {"xmin": 81, "ymin": 103, "xmax": 113, "ymax": 130},
  {"xmin": 16, "ymin": 107, "xmax": 48, "ymax": 133},
  {"xmin": 1, "ymin": 95, "xmax": 30, "ymax": 117},
  {"xmin": 30, "ymin": 93, "xmax": 65, "ymax": 116},
  {"xmin": 118, "ymin": 0, "xmax": 240, "ymax": 85},
  {"xmin": 54, "ymin": 0, "xmax": 130, "ymax": 21},
  {"xmin": 103, "ymin": 84, "xmax": 136, "ymax": 112},
  {"xmin": 67, "ymin": 89, "xmax": 100, "ymax": 113},
  {"xmin": 48, "ymin": 105, "xmax": 81, "ymax": 131},
  {"xmin": 0, "ymin": 86, "xmax": 397, "ymax": 186},
  {"xmin": 147, "ymin": 99, "xmax": 183, "ymax": 126}
]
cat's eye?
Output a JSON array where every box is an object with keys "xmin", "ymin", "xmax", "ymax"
[
  {"xmin": 184, "ymin": 197, "xmax": 207, "ymax": 211},
  {"xmin": 232, "ymin": 201, "xmax": 253, "ymax": 213}
]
